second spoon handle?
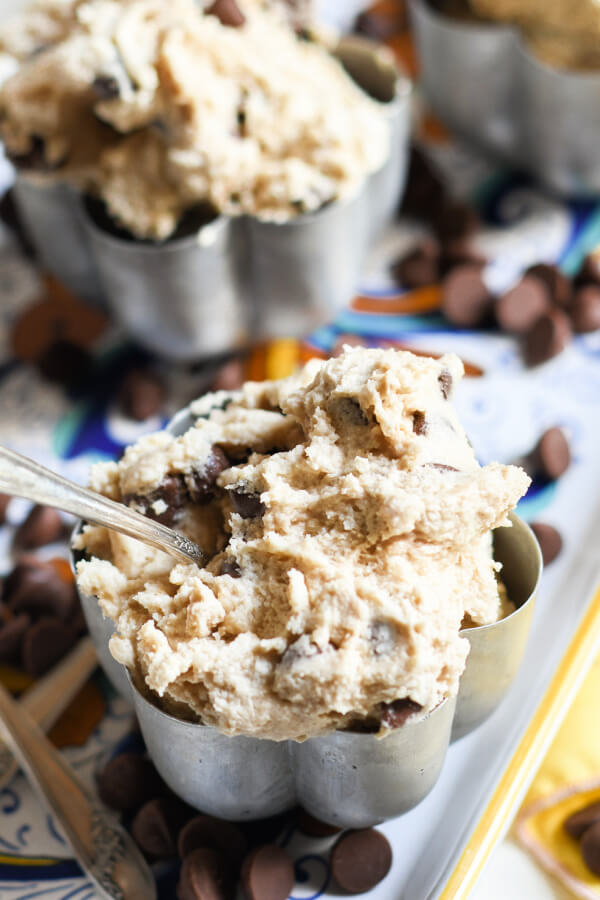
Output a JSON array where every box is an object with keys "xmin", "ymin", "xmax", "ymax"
[{"xmin": 0, "ymin": 446, "xmax": 204, "ymax": 566}]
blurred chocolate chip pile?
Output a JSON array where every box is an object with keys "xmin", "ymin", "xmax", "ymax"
[
  {"xmin": 395, "ymin": 146, "xmax": 600, "ymax": 363},
  {"xmin": 96, "ymin": 748, "xmax": 392, "ymax": 898},
  {"xmin": 520, "ymin": 426, "xmax": 568, "ymax": 566},
  {"xmin": 564, "ymin": 799, "xmax": 600, "ymax": 876},
  {"xmin": 0, "ymin": 499, "xmax": 86, "ymax": 678}
]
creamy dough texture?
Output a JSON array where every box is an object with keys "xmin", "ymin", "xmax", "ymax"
[
  {"xmin": 469, "ymin": 0, "xmax": 600, "ymax": 68},
  {"xmin": 0, "ymin": 0, "xmax": 388, "ymax": 238},
  {"xmin": 75, "ymin": 349, "xmax": 530, "ymax": 741}
]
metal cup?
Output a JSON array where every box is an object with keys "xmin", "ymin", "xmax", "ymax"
[
  {"xmin": 82, "ymin": 207, "xmax": 252, "ymax": 362},
  {"xmin": 410, "ymin": 0, "xmax": 600, "ymax": 196},
  {"xmin": 334, "ymin": 35, "xmax": 412, "ymax": 239},
  {"xmin": 12, "ymin": 175, "xmax": 104, "ymax": 303},
  {"xmin": 77, "ymin": 573, "xmax": 133, "ymax": 702},
  {"xmin": 451, "ymin": 512, "xmax": 542, "ymax": 741}
]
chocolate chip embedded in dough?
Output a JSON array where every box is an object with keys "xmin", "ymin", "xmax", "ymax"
[
  {"xmin": 187, "ymin": 447, "xmax": 230, "ymax": 504},
  {"xmin": 427, "ymin": 463, "xmax": 459, "ymax": 472},
  {"xmin": 523, "ymin": 309, "xmax": 572, "ymax": 366},
  {"xmin": 7, "ymin": 136, "xmax": 64, "ymax": 172},
  {"xmin": 529, "ymin": 426, "xmax": 570, "ymax": 481},
  {"xmin": 564, "ymin": 800, "xmax": 600, "ymax": 838},
  {"xmin": 177, "ymin": 814, "xmax": 247, "ymax": 870},
  {"xmin": 581, "ymin": 821, "xmax": 600, "ymax": 877},
  {"xmin": 329, "ymin": 397, "xmax": 369, "ymax": 427},
  {"xmin": 240, "ymin": 844, "xmax": 294, "ymax": 900},
  {"xmin": 570, "ymin": 285, "xmax": 600, "ymax": 333},
  {"xmin": 96, "ymin": 752, "xmax": 163, "ymax": 812},
  {"xmin": 378, "ymin": 698, "xmax": 422, "ymax": 729},
  {"xmin": 412, "ymin": 411, "xmax": 428, "ymax": 435},
  {"xmin": 495, "ymin": 276, "xmax": 552, "ymax": 335},
  {"xmin": 118, "ymin": 368, "xmax": 166, "ymax": 421},
  {"xmin": 526, "ymin": 263, "xmax": 573, "ymax": 308},
  {"xmin": 441, "ymin": 264, "xmax": 494, "ymax": 328},
  {"xmin": 438, "ymin": 369, "xmax": 453, "ymax": 399},
  {"xmin": 219, "ymin": 558, "xmax": 241, "ymax": 578},
  {"xmin": 22, "ymin": 617, "xmax": 77, "ymax": 677},
  {"xmin": 0, "ymin": 613, "xmax": 30, "ymax": 664},
  {"xmin": 125, "ymin": 474, "xmax": 188, "ymax": 526},
  {"xmin": 13, "ymin": 505, "xmax": 64, "ymax": 550},
  {"xmin": 530, "ymin": 522, "xmax": 562, "ymax": 565},
  {"xmin": 178, "ymin": 847, "xmax": 231, "ymax": 900},
  {"xmin": 92, "ymin": 74, "xmax": 121, "ymax": 100},
  {"xmin": 205, "ymin": 0, "xmax": 245, "ymax": 27},
  {"xmin": 331, "ymin": 829, "xmax": 392, "ymax": 894},
  {"xmin": 229, "ymin": 488, "xmax": 265, "ymax": 519}
]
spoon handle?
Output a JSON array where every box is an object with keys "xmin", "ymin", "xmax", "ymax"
[
  {"xmin": 0, "ymin": 446, "xmax": 204, "ymax": 566},
  {"xmin": 0, "ymin": 680, "xmax": 156, "ymax": 900},
  {"xmin": 0, "ymin": 637, "xmax": 98, "ymax": 791}
]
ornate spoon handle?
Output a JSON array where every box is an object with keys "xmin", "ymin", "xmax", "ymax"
[
  {"xmin": 0, "ymin": 680, "xmax": 156, "ymax": 900},
  {"xmin": 0, "ymin": 637, "xmax": 98, "ymax": 791},
  {"xmin": 0, "ymin": 446, "xmax": 204, "ymax": 566}
]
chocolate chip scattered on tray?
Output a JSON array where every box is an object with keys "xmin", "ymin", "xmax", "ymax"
[
  {"xmin": 564, "ymin": 800, "xmax": 600, "ymax": 839},
  {"xmin": 132, "ymin": 796, "xmax": 190, "ymax": 859},
  {"xmin": 570, "ymin": 285, "xmax": 600, "ymax": 333},
  {"xmin": 523, "ymin": 309, "xmax": 572, "ymax": 367},
  {"xmin": 575, "ymin": 252, "xmax": 600, "ymax": 287},
  {"xmin": 581, "ymin": 821, "xmax": 600, "ymax": 877},
  {"xmin": 401, "ymin": 145, "xmax": 446, "ymax": 221},
  {"xmin": 22, "ymin": 617, "xmax": 78, "ymax": 677},
  {"xmin": 97, "ymin": 752, "xmax": 163, "ymax": 812},
  {"xmin": 441, "ymin": 264, "xmax": 494, "ymax": 328},
  {"xmin": 36, "ymin": 339, "xmax": 92, "ymax": 387},
  {"xmin": 240, "ymin": 844, "xmax": 295, "ymax": 900},
  {"xmin": 391, "ymin": 239, "xmax": 440, "ymax": 289},
  {"xmin": 530, "ymin": 522, "xmax": 563, "ymax": 565},
  {"xmin": 296, "ymin": 807, "xmax": 342, "ymax": 838},
  {"xmin": 118, "ymin": 368, "xmax": 166, "ymax": 421},
  {"xmin": 528, "ymin": 427, "xmax": 571, "ymax": 481},
  {"xmin": 178, "ymin": 814, "xmax": 247, "ymax": 870},
  {"xmin": 178, "ymin": 847, "xmax": 231, "ymax": 900},
  {"xmin": 495, "ymin": 275, "xmax": 551, "ymax": 335},
  {"xmin": 526, "ymin": 263, "xmax": 573, "ymax": 308},
  {"xmin": 0, "ymin": 492, "xmax": 10, "ymax": 525},
  {"xmin": 13, "ymin": 505, "xmax": 64, "ymax": 550},
  {"xmin": 8, "ymin": 559, "xmax": 77, "ymax": 621},
  {"xmin": 0, "ymin": 613, "xmax": 31, "ymax": 664},
  {"xmin": 209, "ymin": 357, "xmax": 246, "ymax": 392},
  {"xmin": 331, "ymin": 829, "xmax": 392, "ymax": 894},
  {"xmin": 432, "ymin": 198, "xmax": 480, "ymax": 243}
]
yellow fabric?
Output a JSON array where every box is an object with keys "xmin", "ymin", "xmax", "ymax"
[{"xmin": 516, "ymin": 655, "xmax": 600, "ymax": 899}]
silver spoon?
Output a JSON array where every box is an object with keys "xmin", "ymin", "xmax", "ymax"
[
  {"xmin": 0, "ymin": 679, "xmax": 157, "ymax": 900},
  {"xmin": 0, "ymin": 446, "xmax": 204, "ymax": 566}
]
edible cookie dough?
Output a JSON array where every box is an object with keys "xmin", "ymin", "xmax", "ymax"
[
  {"xmin": 469, "ymin": 0, "xmax": 600, "ymax": 68},
  {"xmin": 75, "ymin": 348, "xmax": 530, "ymax": 741},
  {"xmin": 0, "ymin": 0, "xmax": 389, "ymax": 238}
]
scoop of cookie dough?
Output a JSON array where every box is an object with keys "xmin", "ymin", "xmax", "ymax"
[
  {"xmin": 0, "ymin": 0, "xmax": 388, "ymax": 238},
  {"xmin": 75, "ymin": 348, "xmax": 530, "ymax": 741}
]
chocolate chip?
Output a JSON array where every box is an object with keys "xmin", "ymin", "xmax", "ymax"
[
  {"xmin": 412, "ymin": 412, "xmax": 428, "ymax": 435},
  {"xmin": 178, "ymin": 847, "xmax": 231, "ymax": 900},
  {"xmin": 178, "ymin": 814, "xmax": 247, "ymax": 871},
  {"xmin": 97, "ymin": 752, "xmax": 163, "ymax": 812},
  {"xmin": 0, "ymin": 613, "xmax": 30, "ymax": 664},
  {"xmin": 92, "ymin": 74, "xmax": 121, "ymax": 100},
  {"xmin": 209, "ymin": 358, "xmax": 245, "ymax": 392},
  {"xmin": 240, "ymin": 845, "xmax": 294, "ymax": 900},
  {"xmin": 7, "ymin": 136, "xmax": 58, "ymax": 172},
  {"xmin": 132, "ymin": 796, "xmax": 190, "ymax": 860},
  {"xmin": 378, "ymin": 698, "xmax": 422, "ymax": 729},
  {"xmin": 530, "ymin": 522, "xmax": 562, "ymax": 565},
  {"xmin": 125, "ymin": 474, "xmax": 188, "ymax": 527},
  {"xmin": 353, "ymin": 10, "xmax": 402, "ymax": 40},
  {"xmin": 229, "ymin": 488, "xmax": 265, "ymax": 519},
  {"xmin": 205, "ymin": 0, "xmax": 245, "ymax": 27},
  {"xmin": 329, "ymin": 397, "xmax": 369, "ymax": 427},
  {"xmin": 7, "ymin": 559, "xmax": 77, "ymax": 622},
  {"xmin": 495, "ymin": 276, "xmax": 551, "ymax": 334},
  {"xmin": 296, "ymin": 807, "xmax": 341, "ymax": 837},
  {"xmin": 118, "ymin": 369, "xmax": 166, "ymax": 421},
  {"xmin": 439, "ymin": 239, "xmax": 486, "ymax": 273},
  {"xmin": 523, "ymin": 309, "xmax": 572, "ymax": 366},
  {"xmin": 22, "ymin": 617, "xmax": 77, "ymax": 677},
  {"xmin": 441, "ymin": 264, "xmax": 494, "ymax": 328},
  {"xmin": 331, "ymin": 829, "xmax": 392, "ymax": 894},
  {"xmin": 401, "ymin": 145, "xmax": 445, "ymax": 221},
  {"xmin": 432, "ymin": 199, "xmax": 480, "ymax": 243},
  {"xmin": 391, "ymin": 239, "xmax": 440, "ymax": 289},
  {"xmin": 13, "ymin": 505, "xmax": 64, "ymax": 550},
  {"xmin": 526, "ymin": 263, "xmax": 572, "ymax": 308},
  {"xmin": 575, "ymin": 252, "xmax": 600, "ymax": 287},
  {"xmin": 239, "ymin": 811, "xmax": 295, "ymax": 850},
  {"xmin": 219, "ymin": 558, "xmax": 241, "ymax": 578},
  {"xmin": 36, "ymin": 339, "xmax": 92, "ymax": 387},
  {"xmin": 187, "ymin": 447, "xmax": 230, "ymax": 504},
  {"xmin": 570, "ymin": 285, "xmax": 600, "ymax": 333},
  {"xmin": 529, "ymin": 426, "xmax": 571, "ymax": 480},
  {"xmin": 564, "ymin": 800, "xmax": 600, "ymax": 838},
  {"xmin": 438, "ymin": 369, "xmax": 452, "ymax": 399},
  {"xmin": 581, "ymin": 821, "xmax": 600, "ymax": 876},
  {"xmin": 427, "ymin": 463, "xmax": 459, "ymax": 471},
  {"xmin": 0, "ymin": 493, "xmax": 10, "ymax": 525}
]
